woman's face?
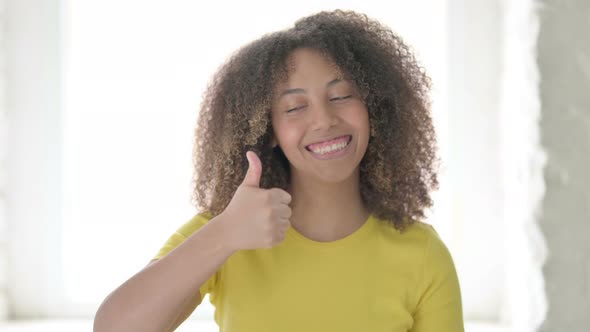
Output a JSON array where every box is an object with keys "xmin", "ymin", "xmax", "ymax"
[{"xmin": 270, "ymin": 48, "xmax": 370, "ymax": 183}]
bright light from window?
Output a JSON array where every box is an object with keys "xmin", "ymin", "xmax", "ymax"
[{"xmin": 61, "ymin": 0, "xmax": 449, "ymax": 317}]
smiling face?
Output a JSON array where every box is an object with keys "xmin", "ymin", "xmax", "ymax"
[{"xmin": 270, "ymin": 48, "xmax": 370, "ymax": 184}]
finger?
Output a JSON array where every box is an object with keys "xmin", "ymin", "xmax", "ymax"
[
  {"xmin": 278, "ymin": 216, "xmax": 291, "ymax": 229},
  {"xmin": 241, "ymin": 151, "xmax": 262, "ymax": 188},
  {"xmin": 277, "ymin": 206, "xmax": 292, "ymax": 219},
  {"xmin": 269, "ymin": 188, "xmax": 292, "ymax": 205}
]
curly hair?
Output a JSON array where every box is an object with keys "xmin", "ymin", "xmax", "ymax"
[{"xmin": 191, "ymin": 9, "xmax": 439, "ymax": 230}]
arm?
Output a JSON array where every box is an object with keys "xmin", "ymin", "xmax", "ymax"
[
  {"xmin": 146, "ymin": 260, "xmax": 204, "ymax": 332},
  {"xmin": 94, "ymin": 215, "xmax": 235, "ymax": 332},
  {"xmin": 410, "ymin": 226, "xmax": 464, "ymax": 332},
  {"xmin": 166, "ymin": 288, "xmax": 204, "ymax": 332}
]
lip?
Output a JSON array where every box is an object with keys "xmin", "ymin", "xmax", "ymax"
[
  {"xmin": 306, "ymin": 136, "xmax": 353, "ymax": 160},
  {"xmin": 305, "ymin": 135, "xmax": 352, "ymax": 150}
]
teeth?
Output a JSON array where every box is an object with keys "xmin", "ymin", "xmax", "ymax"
[{"xmin": 309, "ymin": 141, "xmax": 349, "ymax": 154}]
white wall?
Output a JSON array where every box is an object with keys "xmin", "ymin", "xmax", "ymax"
[
  {"xmin": 448, "ymin": 0, "xmax": 505, "ymax": 320},
  {"xmin": 1, "ymin": 1, "xmax": 552, "ymax": 331},
  {"xmin": 4, "ymin": 0, "xmax": 65, "ymax": 318},
  {"xmin": 0, "ymin": 0, "xmax": 8, "ymax": 320}
]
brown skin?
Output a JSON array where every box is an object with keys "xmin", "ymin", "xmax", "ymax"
[
  {"xmin": 193, "ymin": 10, "xmax": 439, "ymax": 231},
  {"xmin": 270, "ymin": 48, "xmax": 371, "ymax": 241},
  {"xmin": 94, "ymin": 215, "xmax": 236, "ymax": 332},
  {"xmin": 94, "ymin": 150, "xmax": 292, "ymax": 332}
]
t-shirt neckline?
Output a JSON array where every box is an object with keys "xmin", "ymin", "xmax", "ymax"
[{"xmin": 286, "ymin": 213, "xmax": 375, "ymax": 249}]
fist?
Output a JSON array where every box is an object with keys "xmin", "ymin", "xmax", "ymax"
[{"xmin": 218, "ymin": 151, "xmax": 292, "ymax": 251}]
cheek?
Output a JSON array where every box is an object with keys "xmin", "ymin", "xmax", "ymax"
[
  {"xmin": 283, "ymin": 128, "xmax": 304, "ymax": 149},
  {"xmin": 273, "ymin": 121, "xmax": 304, "ymax": 149},
  {"xmin": 347, "ymin": 106, "xmax": 370, "ymax": 131}
]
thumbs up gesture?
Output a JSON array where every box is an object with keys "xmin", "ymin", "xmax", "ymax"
[{"xmin": 217, "ymin": 151, "xmax": 292, "ymax": 251}]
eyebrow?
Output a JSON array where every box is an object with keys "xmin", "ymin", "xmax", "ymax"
[{"xmin": 279, "ymin": 78, "xmax": 343, "ymax": 98}]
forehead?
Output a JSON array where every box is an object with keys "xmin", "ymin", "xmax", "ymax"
[{"xmin": 278, "ymin": 48, "xmax": 344, "ymax": 87}]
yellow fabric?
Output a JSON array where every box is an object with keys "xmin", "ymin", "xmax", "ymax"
[{"xmin": 154, "ymin": 213, "xmax": 464, "ymax": 332}]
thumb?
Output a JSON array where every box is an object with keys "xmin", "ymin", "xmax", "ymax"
[{"xmin": 242, "ymin": 151, "xmax": 262, "ymax": 187}]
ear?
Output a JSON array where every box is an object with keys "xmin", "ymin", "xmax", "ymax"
[{"xmin": 270, "ymin": 134, "xmax": 278, "ymax": 148}]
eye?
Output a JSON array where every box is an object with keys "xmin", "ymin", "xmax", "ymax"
[
  {"xmin": 286, "ymin": 105, "xmax": 306, "ymax": 113},
  {"xmin": 330, "ymin": 95, "xmax": 352, "ymax": 102}
]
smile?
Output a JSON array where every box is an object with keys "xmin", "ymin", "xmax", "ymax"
[{"xmin": 305, "ymin": 135, "xmax": 352, "ymax": 159}]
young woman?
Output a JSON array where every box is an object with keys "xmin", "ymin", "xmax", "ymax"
[{"xmin": 94, "ymin": 10, "xmax": 464, "ymax": 332}]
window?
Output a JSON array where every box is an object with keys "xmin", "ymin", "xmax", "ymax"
[
  {"xmin": 61, "ymin": 0, "xmax": 453, "ymax": 318},
  {"xmin": 4, "ymin": 0, "xmax": 546, "ymax": 331}
]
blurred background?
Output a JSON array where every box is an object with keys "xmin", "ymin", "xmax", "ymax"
[{"xmin": 1, "ymin": 0, "xmax": 588, "ymax": 331}]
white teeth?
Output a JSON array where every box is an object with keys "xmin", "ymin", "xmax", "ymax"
[{"xmin": 309, "ymin": 141, "xmax": 349, "ymax": 155}]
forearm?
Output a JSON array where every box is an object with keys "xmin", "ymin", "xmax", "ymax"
[{"xmin": 94, "ymin": 215, "xmax": 235, "ymax": 332}]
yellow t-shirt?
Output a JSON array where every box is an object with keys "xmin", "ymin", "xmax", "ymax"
[{"xmin": 153, "ymin": 213, "xmax": 464, "ymax": 332}]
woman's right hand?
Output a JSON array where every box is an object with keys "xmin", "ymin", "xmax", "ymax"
[{"xmin": 217, "ymin": 151, "xmax": 292, "ymax": 251}]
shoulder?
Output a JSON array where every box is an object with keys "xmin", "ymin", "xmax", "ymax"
[
  {"xmin": 404, "ymin": 220, "xmax": 453, "ymax": 266},
  {"xmin": 373, "ymin": 217, "xmax": 456, "ymax": 271},
  {"xmin": 374, "ymin": 217, "xmax": 443, "ymax": 250},
  {"xmin": 405, "ymin": 222, "xmax": 463, "ymax": 329},
  {"xmin": 402, "ymin": 219, "xmax": 440, "ymax": 240},
  {"xmin": 152, "ymin": 211, "xmax": 217, "ymax": 261},
  {"xmin": 395, "ymin": 221, "xmax": 459, "ymax": 294},
  {"xmin": 174, "ymin": 211, "xmax": 216, "ymax": 239}
]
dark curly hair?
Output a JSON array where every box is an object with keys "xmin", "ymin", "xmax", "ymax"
[{"xmin": 191, "ymin": 9, "xmax": 439, "ymax": 230}]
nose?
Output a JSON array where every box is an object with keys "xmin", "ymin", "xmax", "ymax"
[{"xmin": 309, "ymin": 102, "xmax": 339, "ymax": 131}]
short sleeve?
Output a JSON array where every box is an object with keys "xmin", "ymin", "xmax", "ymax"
[
  {"xmin": 152, "ymin": 212, "xmax": 220, "ymax": 300},
  {"xmin": 410, "ymin": 225, "xmax": 464, "ymax": 332}
]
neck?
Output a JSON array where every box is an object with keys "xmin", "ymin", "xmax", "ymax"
[{"xmin": 286, "ymin": 167, "xmax": 370, "ymax": 242}]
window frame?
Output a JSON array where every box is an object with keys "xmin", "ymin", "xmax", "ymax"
[{"xmin": 3, "ymin": 1, "xmax": 546, "ymax": 330}]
